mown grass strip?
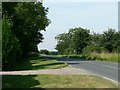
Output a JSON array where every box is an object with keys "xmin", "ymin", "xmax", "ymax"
[
  {"xmin": 13, "ymin": 58, "xmax": 68, "ymax": 71},
  {"xmin": 3, "ymin": 75, "xmax": 117, "ymax": 88}
]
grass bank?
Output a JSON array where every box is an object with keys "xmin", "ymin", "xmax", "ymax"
[
  {"xmin": 12, "ymin": 57, "xmax": 68, "ymax": 71},
  {"xmin": 90, "ymin": 52, "xmax": 119, "ymax": 63},
  {"xmin": 3, "ymin": 74, "xmax": 117, "ymax": 88},
  {"xmin": 55, "ymin": 53, "xmax": 119, "ymax": 63}
]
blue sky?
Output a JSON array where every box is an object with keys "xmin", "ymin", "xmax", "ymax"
[{"xmin": 38, "ymin": 1, "xmax": 118, "ymax": 51}]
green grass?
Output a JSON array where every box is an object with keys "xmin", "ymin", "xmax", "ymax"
[
  {"xmin": 90, "ymin": 53, "xmax": 119, "ymax": 63},
  {"xmin": 53, "ymin": 54, "xmax": 98, "ymax": 61},
  {"xmin": 13, "ymin": 57, "xmax": 68, "ymax": 71},
  {"xmin": 54, "ymin": 53, "xmax": 119, "ymax": 63},
  {"xmin": 3, "ymin": 74, "xmax": 117, "ymax": 88}
]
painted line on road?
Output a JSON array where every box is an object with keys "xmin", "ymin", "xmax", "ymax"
[
  {"xmin": 102, "ymin": 65, "xmax": 120, "ymax": 70},
  {"xmin": 64, "ymin": 61, "xmax": 119, "ymax": 85},
  {"xmin": 94, "ymin": 74, "xmax": 119, "ymax": 86},
  {"xmin": 84, "ymin": 61, "xmax": 120, "ymax": 70},
  {"xmin": 83, "ymin": 69, "xmax": 119, "ymax": 86}
]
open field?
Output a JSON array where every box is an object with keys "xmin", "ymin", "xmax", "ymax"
[
  {"xmin": 3, "ymin": 74, "xmax": 117, "ymax": 88},
  {"xmin": 12, "ymin": 57, "xmax": 68, "ymax": 71}
]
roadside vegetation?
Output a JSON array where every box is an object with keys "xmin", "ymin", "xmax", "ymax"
[
  {"xmin": 2, "ymin": 2, "xmax": 50, "ymax": 71},
  {"xmin": 55, "ymin": 27, "xmax": 120, "ymax": 63},
  {"xmin": 54, "ymin": 53, "xmax": 119, "ymax": 63},
  {"xmin": 7, "ymin": 57, "xmax": 68, "ymax": 71},
  {"xmin": 3, "ymin": 75, "xmax": 117, "ymax": 88},
  {"xmin": 90, "ymin": 52, "xmax": 118, "ymax": 63}
]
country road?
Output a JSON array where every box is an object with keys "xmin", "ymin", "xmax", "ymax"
[{"xmin": 43, "ymin": 56, "xmax": 120, "ymax": 85}]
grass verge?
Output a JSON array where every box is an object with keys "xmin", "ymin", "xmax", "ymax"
[
  {"xmin": 90, "ymin": 52, "xmax": 119, "ymax": 63},
  {"xmin": 13, "ymin": 57, "xmax": 68, "ymax": 71},
  {"xmin": 55, "ymin": 53, "xmax": 119, "ymax": 63},
  {"xmin": 2, "ymin": 74, "xmax": 117, "ymax": 88}
]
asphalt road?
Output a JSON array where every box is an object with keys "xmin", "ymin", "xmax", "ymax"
[
  {"xmin": 62, "ymin": 60, "xmax": 119, "ymax": 84},
  {"xmin": 42, "ymin": 56, "xmax": 119, "ymax": 84}
]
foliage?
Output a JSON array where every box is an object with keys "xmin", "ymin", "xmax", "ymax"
[
  {"xmin": 55, "ymin": 33, "xmax": 71, "ymax": 54},
  {"xmin": 114, "ymin": 31, "xmax": 120, "ymax": 52},
  {"xmin": 2, "ymin": 2, "xmax": 50, "ymax": 70},
  {"xmin": 101, "ymin": 28, "xmax": 118, "ymax": 52},
  {"xmin": 39, "ymin": 49, "xmax": 51, "ymax": 55},
  {"xmin": 72, "ymin": 27, "xmax": 90, "ymax": 54},
  {"xmin": 50, "ymin": 51, "xmax": 58, "ymax": 55},
  {"xmin": 56, "ymin": 27, "xmax": 119, "ymax": 55},
  {"xmin": 2, "ymin": 2, "xmax": 50, "ymax": 57},
  {"xmin": 2, "ymin": 18, "xmax": 22, "ymax": 69},
  {"xmin": 55, "ymin": 27, "xmax": 90, "ymax": 54}
]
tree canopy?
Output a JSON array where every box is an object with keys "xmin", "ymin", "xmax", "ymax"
[
  {"xmin": 2, "ymin": 2, "xmax": 50, "ymax": 70},
  {"xmin": 55, "ymin": 27, "xmax": 90, "ymax": 54},
  {"xmin": 55, "ymin": 27, "xmax": 119, "ymax": 55}
]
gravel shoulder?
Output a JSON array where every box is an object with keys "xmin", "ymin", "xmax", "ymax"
[{"xmin": 0, "ymin": 65, "xmax": 93, "ymax": 75}]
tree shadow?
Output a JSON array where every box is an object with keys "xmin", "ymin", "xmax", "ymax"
[
  {"xmin": 7, "ymin": 57, "xmax": 46, "ymax": 71},
  {"xmin": 7, "ymin": 57, "xmax": 66, "ymax": 71},
  {"xmin": 32, "ymin": 62, "xmax": 65, "ymax": 69},
  {"xmin": 2, "ymin": 75, "xmax": 44, "ymax": 89}
]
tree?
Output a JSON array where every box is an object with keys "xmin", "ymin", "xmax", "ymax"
[
  {"xmin": 101, "ymin": 28, "xmax": 117, "ymax": 52},
  {"xmin": 55, "ymin": 33, "xmax": 72, "ymax": 54},
  {"xmin": 72, "ymin": 27, "xmax": 90, "ymax": 54},
  {"xmin": 2, "ymin": 2, "xmax": 50, "ymax": 70},
  {"xmin": 87, "ymin": 32, "xmax": 107, "ymax": 53},
  {"xmin": 55, "ymin": 27, "xmax": 90, "ymax": 54},
  {"xmin": 2, "ymin": 2, "xmax": 50, "ymax": 58},
  {"xmin": 2, "ymin": 18, "xmax": 21, "ymax": 70}
]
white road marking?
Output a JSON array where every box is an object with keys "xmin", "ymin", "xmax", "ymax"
[
  {"xmin": 62, "ymin": 61, "xmax": 119, "ymax": 85},
  {"xmin": 95, "ymin": 74, "xmax": 119, "ymax": 86},
  {"xmin": 82, "ymin": 61, "xmax": 120, "ymax": 70},
  {"xmin": 102, "ymin": 65, "xmax": 120, "ymax": 70}
]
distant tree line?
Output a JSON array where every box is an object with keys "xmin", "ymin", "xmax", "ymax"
[
  {"xmin": 55, "ymin": 27, "xmax": 120, "ymax": 55},
  {"xmin": 2, "ymin": 2, "xmax": 50, "ymax": 70},
  {"xmin": 39, "ymin": 49, "xmax": 58, "ymax": 55}
]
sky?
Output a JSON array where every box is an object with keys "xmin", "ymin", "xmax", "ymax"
[{"xmin": 38, "ymin": 0, "xmax": 118, "ymax": 51}]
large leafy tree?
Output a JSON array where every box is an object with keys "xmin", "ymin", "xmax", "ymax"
[
  {"xmin": 2, "ymin": 2, "xmax": 50, "ymax": 70},
  {"xmin": 55, "ymin": 27, "xmax": 90, "ymax": 54},
  {"xmin": 72, "ymin": 27, "xmax": 90, "ymax": 54},
  {"xmin": 56, "ymin": 27, "xmax": 119, "ymax": 55},
  {"xmin": 2, "ymin": 2, "xmax": 50, "ymax": 58}
]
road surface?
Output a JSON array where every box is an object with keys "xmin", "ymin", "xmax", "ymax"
[{"xmin": 43, "ymin": 56, "xmax": 119, "ymax": 85}]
